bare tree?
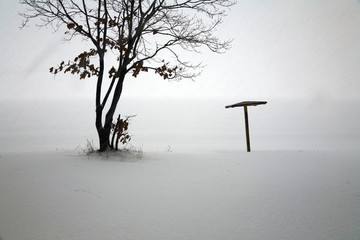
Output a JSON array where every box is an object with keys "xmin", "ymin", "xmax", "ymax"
[{"xmin": 20, "ymin": 0, "xmax": 235, "ymax": 152}]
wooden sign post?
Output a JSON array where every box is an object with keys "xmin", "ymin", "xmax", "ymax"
[{"xmin": 225, "ymin": 101, "xmax": 267, "ymax": 152}]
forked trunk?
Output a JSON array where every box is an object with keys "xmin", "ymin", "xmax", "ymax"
[{"xmin": 95, "ymin": 73, "xmax": 125, "ymax": 152}]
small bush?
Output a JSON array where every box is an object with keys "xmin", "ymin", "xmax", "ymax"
[{"xmin": 110, "ymin": 114, "xmax": 136, "ymax": 151}]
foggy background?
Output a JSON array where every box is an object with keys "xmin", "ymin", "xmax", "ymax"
[{"xmin": 1, "ymin": 0, "xmax": 359, "ymax": 153}]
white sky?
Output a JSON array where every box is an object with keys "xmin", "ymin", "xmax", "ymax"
[{"xmin": 1, "ymin": 0, "xmax": 360, "ymax": 101}]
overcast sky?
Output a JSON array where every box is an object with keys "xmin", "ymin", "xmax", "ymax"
[{"xmin": 1, "ymin": 0, "xmax": 359, "ymax": 102}]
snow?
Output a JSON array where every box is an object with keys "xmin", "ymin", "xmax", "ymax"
[
  {"xmin": 0, "ymin": 150, "xmax": 359, "ymax": 240},
  {"xmin": 1, "ymin": 98, "xmax": 360, "ymax": 240}
]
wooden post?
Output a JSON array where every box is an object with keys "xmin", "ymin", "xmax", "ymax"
[
  {"xmin": 225, "ymin": 101, "xmax": 267, "ymax": 152},
  {"xmin": 244, "ymin": 106, "xmax": 251, "ymax": 152}
]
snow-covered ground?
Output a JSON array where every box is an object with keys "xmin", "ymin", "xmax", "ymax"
[
  {"xmin": 0, "ymin": 98, "xmax": 359, "ymax": 240},
  {"xmin": 0, "ymin": 149, "xmax": 359, "ymax": 240}
]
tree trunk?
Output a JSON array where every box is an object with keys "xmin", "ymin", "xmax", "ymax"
[
  {"xmin": 110, "ymin": 114, "xmax": 121, "ymax": 149},
  {"xmin": 97, "ymin": 127, "xmax": 111, "ymax": 152},
  {"xmin": 95, "ymin": 73, "xmax": 125, "ymax": 152}
]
